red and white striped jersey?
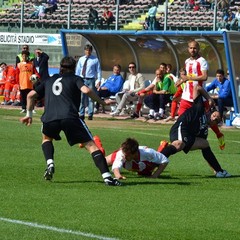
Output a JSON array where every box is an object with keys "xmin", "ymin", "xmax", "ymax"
[
  {"xmin": 111, "ymin": 146, "xmax": 169, "ymax": 173},
  {"xmin": 181, "ymin": 56, "xmax": 208, "ymax": 102}
]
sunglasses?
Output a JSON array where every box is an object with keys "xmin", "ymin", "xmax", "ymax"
[{"xmin": 128, "ymin": 66, "xmax": 135, "ymax": 69}]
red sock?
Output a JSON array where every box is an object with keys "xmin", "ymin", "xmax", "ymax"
[
  {"xmin": 210, "ymin": 124, "xmax": 223, "ymax": 138},
  {"xmin": 136, "ymin": 103, "xmax": 142, "ymax": 114},
  {"xmin": 171, "ymin": 101, "xmax": 178, "ymax": 118},
  {"xmin": 94, "ymin": 136, "xmax": 105, "ymax": 156}
]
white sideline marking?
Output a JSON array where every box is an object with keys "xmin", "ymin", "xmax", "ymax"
[{"xmin": 0, "ymin": 217, "xmax": 119, "ymax": 240}]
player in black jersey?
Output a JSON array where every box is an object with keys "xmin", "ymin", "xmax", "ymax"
[
  {"xmin": 160, "ymin": 85, "xmax": 231, "ymax": 178},
  {"xmin": 20, "ymin": 56, "xmax": 121, "ymax": 186}
]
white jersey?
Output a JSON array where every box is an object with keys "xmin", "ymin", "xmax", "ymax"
[
  {"xmin": 111, "ymin": 146, "xmax": 169, "ymax": 172},
  {"xmin": 181, "ymin": 56, "xmax": 208, "ymax": 102}
]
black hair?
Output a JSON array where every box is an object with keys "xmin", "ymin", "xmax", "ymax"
[
  {"xmin": 84, "ymin": 44, "xmax": 93, "ymax": 51},
  {"xmin": 216, "ymin": 69, "xmax": 225, "ymax": 76},
  {"xmin": 60, "ymin": 56, "xmax": 76, "ymax": 74}
]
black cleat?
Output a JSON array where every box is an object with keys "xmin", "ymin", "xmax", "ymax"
[
  {"xmin": 130, "ymin": 112, "xmax": 139, "ymax": 119},
  {"xmin": 44, "ymin": 166, "xmax": 55, "ymax": 180},
  {"xmin": 104, "ymin": 177, "xmax": 122, "ymax": 186}
]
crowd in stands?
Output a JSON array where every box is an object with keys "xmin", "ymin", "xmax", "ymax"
[
  {"xmin": 1, "ymin": 0, "xmax": 240, "ymax": 31},
  {"xmin": 27, "ymin": 0, "xmax": 58, "ymax": 19}
]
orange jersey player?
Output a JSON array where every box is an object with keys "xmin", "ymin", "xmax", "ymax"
[{"xmin": 16, "ymin": 51, "xmax": 40, "ymax": 113}]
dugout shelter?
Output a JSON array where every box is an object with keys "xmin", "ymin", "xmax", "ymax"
[{"xmin": 60, "ymin": 30, "xmax": 240, "ymax": 118}]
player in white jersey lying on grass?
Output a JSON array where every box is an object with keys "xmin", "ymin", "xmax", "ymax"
[{"xmin": 87, "ymin": 136, "xmax": 169, "ymax": 180}]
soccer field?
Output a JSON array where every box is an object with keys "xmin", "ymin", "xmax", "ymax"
[{"xmin": 1, "ymin": 108, "xmax": 240, "ymax": 240}]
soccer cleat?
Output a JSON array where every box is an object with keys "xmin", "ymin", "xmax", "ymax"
[
  {"xmin": 157, "ymin": 140, "xmax": 169, "ymax": 153},
  {"xmin": 218, "ymin": 135, "xmax": 225, "ymax": 150},
  {"xmin": 145, "ymin": 114, "xmax": 154, "ymax": 120},
  {"xmin": 215, "ymin": 170, "xmax": 231, "ymax": 178},
  {"xmin": 44, "ymin": 166, "xmax": 55, "ymax": 180},
  {"xmin": 93, "ymin": 135, "xmax": 105, "ymax": 156},
  {"xmin": 130, "ymin": 112, "xmax": 139, "ymax": 119},
  {"xmin": 20, "ymin": 109, "xmax": 26, "ymax": 113},
  {"xmin": 110, "ymin": 110, "xmax": 120, "ymax": 116},
  {"xmin": 104, "ymin": 177, "xmax": 122, "ymax": 186}
]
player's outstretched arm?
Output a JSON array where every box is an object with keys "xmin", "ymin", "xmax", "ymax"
[
  {"xmin": 81, "ymin": 85, "xmax": 108, "ymax": 106},
  {"xmin": 150, "ymin": 163, "xmax": 168, "ymax": 178},
  {"xmin": 193, "ymin": 85, "xmax": 215, "ymax": 107},
  {"xmin": 20, "ymin": 90, "xmax": 38, "ymax": 126},
  {"xmin": 113, "ymin": 168, "xmax": 126, "ymax": 180}
]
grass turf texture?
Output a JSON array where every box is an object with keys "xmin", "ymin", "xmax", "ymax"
[{"xmin": 0, "ymin": 108, "xmax": 240, "ymax": 240}]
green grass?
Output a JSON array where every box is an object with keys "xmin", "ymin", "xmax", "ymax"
[{"xmin": 1, "ymin": 108, "xmax": 240, "ymax": 240}]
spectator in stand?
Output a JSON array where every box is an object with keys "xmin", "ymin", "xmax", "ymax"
[
  {"xmin": 142, "ymin": 17, "xmax": 149, "ymax": 30},
  {"xmin": 16, "ymin": 51, "xmax": 40, "ymax": 113},
  {"xmin": 217, "ymin": 9, "xmax": 234, "ymax": 30},
  {"xmin": 164, "ymin": 67, "xmax": 186, "ymax": 122},
  {"xmin": 230, "ymin": 6, "xmax": 240, "ymax": 31},
  {"xmin": 96, "ymin": 64, "xmax": 124, "ymax": 113},
  {"xmin": 147, "ymin": 3, "xmax": 158, "ymax": 30},
  {"xmin": 88, "ymin": 6, "xmax": 99, "ymax": 30},
  {"xmin": 100, "ymin": 7, "xmax": 115, "ymax": 30},
  {"xmin": 75, "ymin": 44, "xmax": 101, "ymax": 121},
  {"xmin": 44, "ymin": 0, "xmax": 57, "ymax": 14},
  {"xmin": 193, "ymin": 3, "xmax": 200, "ymax": 11},
  {"xmin": 38, "ymin": 2, "xmax": 46, "ymax": 19},
  {"xmin": 218, "ymin": 0, "xmax": 229, "ymax": 11},
  {"xmin": 16, "ymin": 45, "xmax": 35, "ymax": 67},
  {"xmin": 110, "ymin": 62, "xmax": 145, "ymax": 116},
  {"xmin": 184, "ymin": 0, "xmax": 195, "ymax": 10},
  {"xmin": 29, "ymin": 0, "xmax": 40, "ymax": 19},
  {"xmin": 205, "ymin": 69, "xmax": 233, "ymax": 122},
  {"xmin": 0, "ymin": 62, "xmax": 17, "ymax": 105}
]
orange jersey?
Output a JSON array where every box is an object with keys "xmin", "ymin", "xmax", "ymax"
[{"xmin": 17, "ymin": 61, "xmax": 38, "ymax": 90}]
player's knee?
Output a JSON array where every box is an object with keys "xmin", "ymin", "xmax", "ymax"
[{"xmin": 172, "ymin": 140, "xmax": 184, "ymax": 151}]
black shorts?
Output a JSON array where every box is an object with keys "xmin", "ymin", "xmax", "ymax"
[
  {"xmin": 170, "ymin": 121, "xmax": 195, "ymax": 154},
  {"xmin": 42, "ymin": 118, "xmax": 93, "ymax": 146}
]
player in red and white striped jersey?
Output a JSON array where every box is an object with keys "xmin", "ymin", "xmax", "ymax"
[{"xmin": 178, "ymin": 40, "xmax": 225, "ymax": 150}]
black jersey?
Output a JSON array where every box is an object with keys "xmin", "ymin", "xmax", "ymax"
[
  {"xmin": 173, "ymin": 96, "xmax": 208, "ymax": 138},
  {"xmin": 35, "ymin": 73, "xmax": 85, "ymax": 123}
]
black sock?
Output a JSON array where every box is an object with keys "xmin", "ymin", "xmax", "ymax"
[
  {"xmin": 92, "ymin": 150, "xmax": 111, "ymax": 178},
  {"xmin": 202, "ymin": 147, "xmax": 223, "ymax": 172},
  {"xmin": 161, "ymin": 145, "xmax": 177, "ymax": 158},
  {"xmin": 42, "ymin": 141, "xmax": 54, "ymax": 164}
]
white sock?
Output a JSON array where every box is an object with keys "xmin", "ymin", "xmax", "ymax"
[
  {"xmin": 159, "ymin": 108, "xmax": 164, "ymax": 116},
  {"xmin": 149, "ymin": 109, "xmax": 155, "ymax": 116},
  {"xmin": 47, "ymin": 159, "xmax": 54, "ymax": 168},
  {"xmin": 102, "ymin": 172, "xmax": 111, "ymax": 179}
]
